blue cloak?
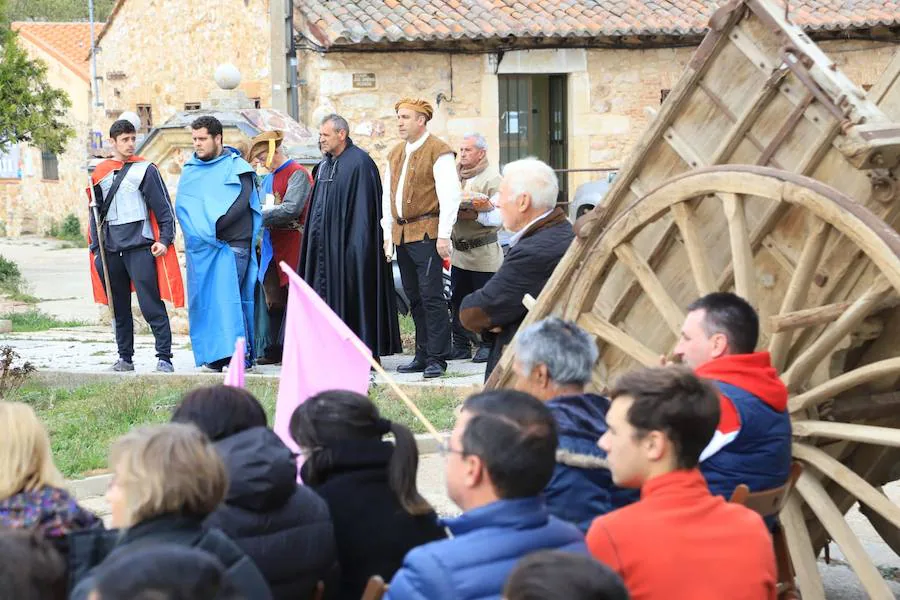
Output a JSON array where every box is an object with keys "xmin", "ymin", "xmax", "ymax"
[{"xmin": 175, "ymin": 148, "xmax": 262, "ymax": 366}]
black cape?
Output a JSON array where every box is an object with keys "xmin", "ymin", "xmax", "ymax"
[{"xmin": 299, "ymin": 139, "xmax": 402, "ymax": 356}]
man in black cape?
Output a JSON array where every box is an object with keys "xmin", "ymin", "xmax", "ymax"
[{"xmin": 299, "ymin": 114, "xmax": 402, "ymax": 357}]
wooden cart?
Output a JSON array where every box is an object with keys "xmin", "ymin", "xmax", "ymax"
[{"xmin": 488, "ymin": 1, "xmax": 900, "ymax": 597}]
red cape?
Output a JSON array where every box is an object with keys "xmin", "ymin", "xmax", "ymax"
[{"xmin": 87, "ymin": 156, "xmax": 185, "ymax": 308}]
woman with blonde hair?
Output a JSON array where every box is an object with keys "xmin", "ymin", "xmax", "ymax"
[
  {"xmin": 69, "ymin": 423, "xmax": 272, "ymax": 600},
  {"xmin": 0, "ymin": 402, "xmax": 101, "ymax": 538}
]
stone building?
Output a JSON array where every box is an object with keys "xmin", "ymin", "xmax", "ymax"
[
  {"xmin": 1, "ymin": 22, "xmax": 96, "ymax": 236},
  {"xmin": 89, "ymin": 0, "xmax": 272, "ymax": 144},
  {"xmin": 291, "ymin": 1, "xmax": 900, "ymax": 203}
]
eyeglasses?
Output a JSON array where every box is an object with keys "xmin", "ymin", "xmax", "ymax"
[{"xmin": 438, "ymin": 442, "xmax": 466, "ymax": 458}]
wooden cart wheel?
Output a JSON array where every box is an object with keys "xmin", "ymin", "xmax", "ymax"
[{"xmin": 492, "ymin": 165, "xmax": 900, "ymax": 599}]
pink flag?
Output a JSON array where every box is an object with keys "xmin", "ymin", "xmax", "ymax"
[
  {"xmin": 223, "ymin": 337, "xmax": 246, "ymax": 388},
  {"xmin": 274, "ymin": 262, "xmax": 371, "ymax": 457}
]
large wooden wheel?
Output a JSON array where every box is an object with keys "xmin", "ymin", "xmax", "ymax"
[{"xmin": 491, "ymin": 165, "xmax": 900, "ymax": 599}]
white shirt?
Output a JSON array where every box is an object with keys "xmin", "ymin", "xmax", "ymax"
[
  {"xmin": 508, "ymin": 209, "xmax": 553, "ymax": 247},
  {"xmin": 381, "ymin": 132, "xmax": 461, "ymax": 246}
]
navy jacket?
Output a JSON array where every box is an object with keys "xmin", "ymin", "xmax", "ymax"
[
  {"xmin": 205, "ymin": 427, "xmax": 336, "ymax": 600},
  {"xmin": 386, "ymin": 497, "xmax": 586, "ymax": 600},
  {"xmin": 69, "ymin": 514, "xmax": 272, "ymax": 600},
  {"xmin": 544, "ymin": 393, "xmax": 638, "ymax": 530}
]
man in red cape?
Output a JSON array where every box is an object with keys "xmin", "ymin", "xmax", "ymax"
[{"xmin": 87, "ymin": 119, "xmax": 184, "ymax": 372}]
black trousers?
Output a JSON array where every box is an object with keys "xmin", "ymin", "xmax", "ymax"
[
  {"xmin": 396, "ymin": 236, "xmax": 450, "ymax": 367},
  {"xmin": 95, "ymin": 247, "xmax": 172, "ymax": 361},
  {"xmin": 450, "ymin": 266, "xmax": 494, "ymax": 351}
]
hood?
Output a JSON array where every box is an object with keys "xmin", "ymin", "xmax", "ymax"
[
  {"xmin": 695, "ymin": 352, "xmax": 789, "ymax": 412},
  {"xmin": 547, "ymin": 393, "xmax": 610, "ymax": 441},
  {"xmin": 215, "ymin": 427, "xmax": 297, "ymax": 512}
]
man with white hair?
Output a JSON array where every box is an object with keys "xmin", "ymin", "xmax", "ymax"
[
  {"xmin": 513, "ymin": 318, "xmax": 638, "ymax": 530},
  {"xmin": 460, "ymin": 158, "xmax": 573, "ymax": 379},
  {"xmin": 450, "ymin": 133, "xmax": 503, "ymax": 364}
]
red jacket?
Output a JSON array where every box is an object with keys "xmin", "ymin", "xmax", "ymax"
[{"xmin": 587, "ymin": 469, "xmax": 776, "ymax": 600}]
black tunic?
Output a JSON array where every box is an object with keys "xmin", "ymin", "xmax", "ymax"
[{"xmin": 300, "ymin": 139, "xmax": 402, "ymax": 356}]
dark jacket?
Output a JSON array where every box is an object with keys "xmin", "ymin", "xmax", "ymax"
[
  {"xmin": 386, "ymin": 497, "xmax": 587, "ymax": 600},
  {"xmin": 69, "ymin": 514, "xmax": 272, "ymax": 600},
  {"xmin": 302, "ymin": 439, "xmax": 446, "ymax": 600},
  {"xmin": 460, "ymin": 207, "xmax": 574, "ymax": 379},
  {"xmin": 204, "ymin": 427, "xmax": 336, "ymax": 600},
  {"xmin": 88, "ymin": 161, "xmax": 176, "ymax": 254},
  {"xmin": 544, "ymin": 393, "xmax": 638, "ymax": 530}
]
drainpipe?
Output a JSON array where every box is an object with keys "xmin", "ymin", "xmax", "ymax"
[{"xmin": 286, "ymin": 0, "xmax": 299, "ymax": 121}]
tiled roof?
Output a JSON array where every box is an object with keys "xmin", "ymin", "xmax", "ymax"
[
  {"xmin": 11, "ymin": 22, "xmax": 98, "ymax": 80},
  {"xmin": 295, "ymin": 0, "xmax": 900, "ymax": 48}
]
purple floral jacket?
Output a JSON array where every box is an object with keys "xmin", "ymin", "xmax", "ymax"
[{"xmin": 0, "ymin": 485, "xmax": 103, "ymax": 537}]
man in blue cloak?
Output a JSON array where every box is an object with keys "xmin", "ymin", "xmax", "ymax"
[{"xmin": 176, "ymin": 115, "xmax": 262, "ymax": 371}]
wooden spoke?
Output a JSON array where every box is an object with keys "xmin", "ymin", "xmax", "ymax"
[
  {"xmin": 782, "ymin": 276, "xmax": 894, "ymax": 390},
  {"xmin": 671, "ymin": 202, "xmax": 717, "ymax": 295},
  {"xmin": 720, "ymin": 193, "xmax": 756, "ymax": 307},
  {"xmin": 768, "ymin": 219, "xmax": 830, "ymax": 370},
  {"xmin": 794, "ymin": 471, "xmax": 897, "ymax": 599},
  {"xmin": 770, "ymin": 295, "xmax": 900, "ymax": 334},
  {"xmin": 792, "ymin": 421, "xmax": 900, "ymax": 448},
  {"xmin": 788, "ymin": 357, "xmax": 900, "ymax": 413},
  {"xmin": 613, "ymin": 243, "xmax": 686, "ymax": 335},
  {"xmin": 792, "ymin": 443, "xmax": 900, "ymax": 529},
  {"xmin": 577, "ymin": 313, "xmax": 657, "ymax": 368},
  {"xmin": 781, "ymin": 494, "xmax": 826, "ymax": 600}
]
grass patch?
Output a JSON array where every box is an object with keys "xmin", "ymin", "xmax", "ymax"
[
  {"xmin": 398, "ymin": 313, "xmax": 415, "ymax": 354},
  {"xmin": 47, "ymin": 214, "xmax": 87, "ymax": 247},
  {"xmin": 8, "ymin": 378, "xmax": 461, "ymax": 478},
  {"xmin": 1, "ymin": 309, "xmax": 87, "ymax": 332},
  {"xmin": 0, "ymin": 255, "xmax": 38, "ymax": 304}
]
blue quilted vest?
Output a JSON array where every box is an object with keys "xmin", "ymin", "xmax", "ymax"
[{"xmin": 701, "ymin": 381, "xmax": 792, "ymax": 499}]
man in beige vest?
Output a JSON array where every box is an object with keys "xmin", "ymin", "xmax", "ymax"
[
  {"xmin": 450, "ymin": 132, "xmax": 503, "ymax": 364},
  {"xmin": 381, "ymin": 98, "xmax": 462, "ymax": 378}
]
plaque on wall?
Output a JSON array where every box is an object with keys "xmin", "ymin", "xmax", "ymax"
[{"xmin": 352, "ymin": 73, "xmax": 376, "ymax": 89}]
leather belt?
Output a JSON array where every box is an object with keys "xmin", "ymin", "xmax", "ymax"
[
  {"xmin": 453, "ymin": 233, "xmax": 498, "ymax": 252},
  {"xmin": 396, "ymin": 212, "xmax": 440, "ymax": 226}
]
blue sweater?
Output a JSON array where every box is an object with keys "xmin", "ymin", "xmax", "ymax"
[
  {"xmin": 386, "ymin": 497, "xmax": 586, "ymax": 600},
  {"xmin": 544, "ymin": 393, "xmax": 638, "ymax": 530}
]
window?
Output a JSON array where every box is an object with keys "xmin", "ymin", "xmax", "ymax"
[
  {"xmin": 0, "ymin": 145, "xmax": 20, "ymax": 179},
  {"xmin": 251, "ymin": 97, "xmax": 262, "ymax": 109},
  {"xmin": 184, "ymin": 102, "xmax": 201, "ymax": 111},
  {"xmin": 41, "ymin": 150, "xmax": 59, "ymax": 181},
  {"xmin": 136, "ymin": 104, "xmax": 153, "ymax": 132}
]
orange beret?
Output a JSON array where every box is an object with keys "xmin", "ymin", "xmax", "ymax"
[{"xmin": 394, "ymin": 98, "xmax": 434, "ymax": 122}]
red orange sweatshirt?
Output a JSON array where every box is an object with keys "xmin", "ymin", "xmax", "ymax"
[{"xmin": 587, "ymin": 469, "xmax": 776, "ymax": 600}]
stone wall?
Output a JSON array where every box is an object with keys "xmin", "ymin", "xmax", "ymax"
[
  {"xmin": 298, "ymin": 50, "xmax": 492, "ymax": 171},
  {"xmin": 298, "ymin": 40, "xmax": 899, "ymax": 194},
  {"xmin": 92, "ymin": 0, "xmax": 272, "ymax": 137}
]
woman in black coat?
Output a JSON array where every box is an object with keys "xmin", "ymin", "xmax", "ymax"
[
  {"xmin": 290, "ymin": 390, "xmax": 446, "ymax": 600},
  {"xmin": 173, "ymin": 385, "xmax": 336, "ymax": 600},
  {"xmin": 69, "ymin": 423, "xmax": 271, "ymax": 600}
]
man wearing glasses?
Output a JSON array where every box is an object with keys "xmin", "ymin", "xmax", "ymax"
[{"xmin": 387, "ymin": 389, "xmax": 586, "ymax": 599}]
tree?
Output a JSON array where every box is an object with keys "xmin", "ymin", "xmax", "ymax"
[
  {"xmin": 0, "ymin": 0, "xmax": 74, "ymax": 153},
  {"xmin": 7, "ymin": 0, "xmax": 116, "ymax": 21}
]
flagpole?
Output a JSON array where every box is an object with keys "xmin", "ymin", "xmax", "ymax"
[{"xmin": 347, "ymin": 336, "xmax": 444, "ymax": 443}]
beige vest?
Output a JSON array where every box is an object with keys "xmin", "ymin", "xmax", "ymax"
[
  {"xmin": 452, "ymin": 165, "xmax": 503, "ymax": 272},
  {"xmin": 388, "ymin": 135, "xmax": 454, "ymax": 245}
]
